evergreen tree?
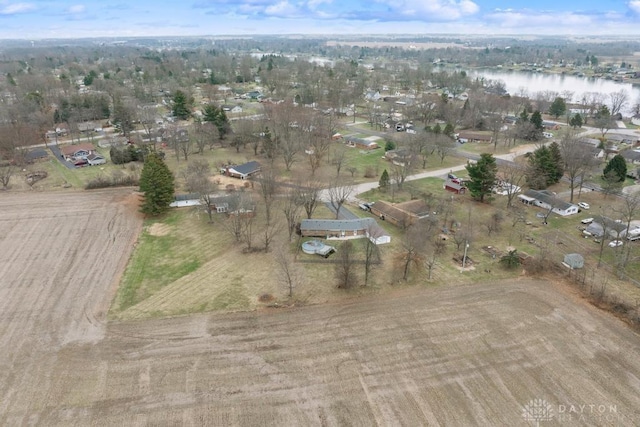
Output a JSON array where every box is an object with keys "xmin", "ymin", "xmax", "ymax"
[
  {"xmin": 172, "ymin": 90, "xmax": 191, "ymax": 120},
  {"xmin": 139, "ymin": 152, "xmax": 175, "ymax": 216},
  {"xmin": 379, "ymin": 169, "xmax": 390, "ymax": 190},
  {"xmin": 519, "ymin": 108, "xmax": 529, "ymax": 122},
  {"xmin": 569, "ymin": 113, "xmax": 583, "ymax": 128},
  {"xmin": 203, "ymin": 104, "xmax": 231, "ymax": 139},
  {"xmin": 443, "ymin": 123, "xmax": 454, "ymax": 137},
  {"xmin": 432, "ymin": 123, "xmax": 442, "ymax": 135},
  {"xmin": 465, "ymin": 153, "xmax": 497, "ymax": 203},
  {"xmin": 384, "ymin": 140, "xmax": 396, "ymax": 151},
  {"xmin": 530, "ymin": 110, "xmax": 544, "ymax": 131},
  {"xmin": 548, "ymin": 141, "xmax": 564, "ymax": 184},
  {"xmin": 603, "ymin": 154, "xmax": 627, "ymax": 183},
  {"xmin": 527, "ymin": 145, "xmax": 562, "ymax": 189},
  {"xmin": 549, "ymin": 97, "xmax": 566, "ymax": 119}
]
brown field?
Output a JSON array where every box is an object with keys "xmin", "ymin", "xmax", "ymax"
[{"xmin": 2, "ymin": 191, "xmax": 640, "ymax": 425}]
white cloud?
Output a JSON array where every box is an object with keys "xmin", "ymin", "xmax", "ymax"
[
  {"xmin": 485, "ymin": 9, "xmax": 593, "ymax": 30},
  {"xmin": 0, "ymin": 2, "xmax": 36, "ymax": 15},
  {"xmin": 307, "ymin": 0, "xmax": 332, "ymax": 10},
  {"xmin": 264, "ymin": 1, "xmax": 300, "ymax": 17},
  {"xmin": 629, "ymin": 1, "xmax": 640, "ymax": 14},
  {"xmin": 68, "ymin": 5, "xmax": 86, "ymax": 14},
  {"xmin": 376, "ymin": 0, "xmax": 479, "ymax": 20}
]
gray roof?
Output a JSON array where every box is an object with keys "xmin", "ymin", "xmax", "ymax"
[
  {"xmin": 586, "ymin": 216, "xmax": 628, "ymax": 236},
  {"xmin": 621, "ymin": 150, "xmax": 640, "ymax": 162},
  {"xmin": 231, "ymin": 161, "xmax": 261, "ymax": 175},
  {"xmin": 301, "ymin": 217, "xmax": 378, "ymax": 232},
  {"xmin": 524, "ymin": 189, "xmax": 575, "ymax": 211}
]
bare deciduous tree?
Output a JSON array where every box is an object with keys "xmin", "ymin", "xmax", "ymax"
[
  {"xmin": 295, "ymin": 180, "xmax": 322, "ymax": 219},
  {"xmin": 335, "ymin": 240, "xmax": 358, "ymax": 289},
  {"xmin": 485, "ymin": 211, "xmax": 504, "ymax": 236},
  {"xmin": 498, "ymin": 161, "xmax": 528, "ymax": 208},
  {"xmin": 274, "ymin": 244, "xmax": 302, "ymax": 298},
  {"xmin": 559, "ymin": 132, "xmax": 597, "ymax": 203},
  {"xmin": 362, "ymin": 226, "xmax": 382, "ymax": 286},
  {"xmin": 613, "ymin": 194, "xmax": 640, "ymax": 271},
  {"xmin": 281, "ymin": 189, "xmax": 302, "ymax": 241},
  {"xmin": 327, "ymin": 181, "xmax": 355, "ymax": 219},
  {"xmin": 183, "ymin": 159, "xmax": 217, "ymax": 222},
  {"xmin": 397, "ymin": 223, "xmax": 427, "ymax": 281},
  {"xmin": 609, "ymin": 89, "xmax": 629, "ymax": 116}
]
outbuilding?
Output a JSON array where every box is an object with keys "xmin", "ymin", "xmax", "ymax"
[{"xmin": 563, "ymin": 253, "xmax": 584, "ymax": 269}]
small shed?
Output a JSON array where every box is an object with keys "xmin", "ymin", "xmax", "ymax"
[
  {"xmin": 563, "ymin": 253, "xmax": 584, "ymax": 269},
  {"xmin": 444, "ymin": 178, "xmax": 466, "ymax": 194}
]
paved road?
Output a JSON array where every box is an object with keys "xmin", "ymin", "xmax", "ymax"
[
  {"xmin": 323, "ymin": 201, "xmax": 359, "ymax": 219},
  {"xmin": 48, "ymin": 144, "xmax": 76, "ymax": 170}
]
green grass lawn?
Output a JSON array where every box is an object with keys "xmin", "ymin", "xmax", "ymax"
[{"xmin": 114, "ymin": 210, "xmax": 203, "ymax": 312}]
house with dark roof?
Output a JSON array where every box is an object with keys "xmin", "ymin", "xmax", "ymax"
[
  {"xmin": 220, "ymin": 161, "xmax": 261, "ymax": 179},
  {"xmin": 299, "ymin": 218, "xmax": 390, "ymax": 245},
  {"xmin": 621, "ymin": 150, "xmax": 640, "ymax": 165},
  {"xmin": 518, "ymin": 189, "xmax": 579, "ymax": 216},
  {"xmin": 585, "ymin": 216, "xmax": 628, "ymax": 239}
]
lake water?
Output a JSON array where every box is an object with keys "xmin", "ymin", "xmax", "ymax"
[{"xmin": 468, "ymin": 69, "xmax": 640, "ymax": 116}]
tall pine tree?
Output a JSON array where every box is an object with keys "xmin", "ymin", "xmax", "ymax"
[
  {"xmin": 603, "ymin": 154, "xmax": 627, "ymax": 183},
  {"xmin": 139, "ymin": 152, "xmax": 175, "ymax": 216},
  {"xmin": 465, "ymin": 153, "xmax": 497, "ymax": 203}
]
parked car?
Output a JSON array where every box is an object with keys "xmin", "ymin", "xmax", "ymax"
[
  {"xmin": 608, "ymin": 240, "xmax": 624, "ymax": 248},
  {"xmin": 578, "ymin": 202, "xmax": 590, "ymax": 210},
  {"xmin": 581, "ymin": 217, "xmax": 594, "ymax": 224}
]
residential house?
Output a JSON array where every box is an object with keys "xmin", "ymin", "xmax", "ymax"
[
  {"xmin": 76, "ymin": 120, "xmax": 103, "ymax": 133},
  {"xmin": 384, "ymin": 149, "xmax": 414, "ymax": 166},
  {"xmin": 621, "ymin": 150, "xmax": 640, "ymax": 165},
  {"xmin": 345, "ymin": 136, "xmax": 379, "ymax": 150},
  {"xmin": 503, "ymin": 115, "xmax": 519, "ymax": 125},
  {"xmin": 579, "ymin": 141, "xmax": 605, "ymax": 159},
  {"xmin": 299, "ymin": 218, "xmax": 390, "ymax": 245},
  {"xmin": 86, "ymin": 153, "xmax": 106, "ymax": 166},
  {"xmin": 518, "ymin": 189, "xmax": 579, "ymax": 216},
  {"xmin": 585, "ymin": 216, "xmax": 628, "ymax": 239},
  {"xmin": 632, "ymin": 114, "xmax": 640, "ymax": 126},
  {"xmin": 364, "ymin": 91, "xmax": 382, "ymax": 101},
  {"xmin": 60, "ymin": 143, "xmax": 95, "ymax": 161},
  {"xmin": 456, "ymin": 131, "xmax": 492, "ymax": 144},
  {"xmin": 369, "ymin": 199, "xmax": 431, "ymax": 227},
  {"xmin": 542, "ymin": 121, "xmax": 560, "ymax": 130},
  {"xmin": 220, "ymin": 161, "xmax": 261, "ymax": 179}
]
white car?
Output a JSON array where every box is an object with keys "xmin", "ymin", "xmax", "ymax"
[
  {"xmin": 581, "ymin": 217, "xmax": 594, "ymax": 224},
  {"xmin": 608, "ymin": 240, "xmax": 624, "ymax": 248},
  {"xmin": 578, "ymin": 202, "xmax": 590, "ymax": 210}
]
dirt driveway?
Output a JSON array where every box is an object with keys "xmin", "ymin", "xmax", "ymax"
[{"xmin": 1, "ymin": 191, "xmax": 640, "ymax": 425}]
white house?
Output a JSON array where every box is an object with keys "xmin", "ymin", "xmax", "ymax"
[
  {"xmin": 519, "ymin": 189, "xmax": 579, "ymax": 216},
  {"xmin": 86, "ymin": 153, "xmax": 106, "ymax": 166}
]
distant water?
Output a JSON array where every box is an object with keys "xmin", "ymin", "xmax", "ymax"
[{"xmin": 468, "ymin": 69, "xmax": 640, "ymax": 116}]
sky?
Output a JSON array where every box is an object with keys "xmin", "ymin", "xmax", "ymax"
[{"xmin": 0, "ymin": 0, "xmax": 639, "ymax": 39}]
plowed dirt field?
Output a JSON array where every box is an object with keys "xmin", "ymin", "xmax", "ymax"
[{"xmin": 1, "ymin": 191, "xmax": 640, "ymax": 426}]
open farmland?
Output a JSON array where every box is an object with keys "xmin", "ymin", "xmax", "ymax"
[{"xmin": 1, "ymin": 190, "xmax": 639, "ymax": 427}]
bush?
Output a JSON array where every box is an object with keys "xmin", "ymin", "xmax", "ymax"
[
  {"xmin": 85, "ymin": 171, "xmax": 139, "ymax": 189},
  {"xmin": 364, "ymin": 166, "xmax": 377, "ymax": 178}
]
